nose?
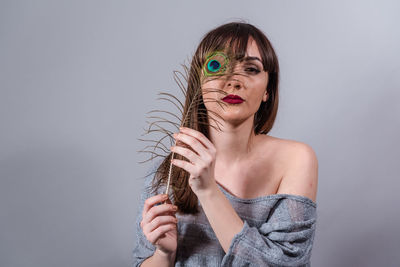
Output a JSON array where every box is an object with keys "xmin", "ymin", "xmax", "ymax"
[{"xmin": 226, "ymin": 78, "xmax": 243, "ymax": 90}]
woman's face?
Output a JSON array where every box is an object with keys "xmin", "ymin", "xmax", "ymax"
[{"xmin": 201, "ymin": 37, "xmax": 269, "ymax": 128}]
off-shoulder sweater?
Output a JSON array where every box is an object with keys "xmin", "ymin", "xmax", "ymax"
[{"xmin": 132, "ymin": 172, "xmax": 317, "ymax": 267}]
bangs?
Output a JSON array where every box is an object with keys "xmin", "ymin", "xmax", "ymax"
[
  {"xmin": 200, "ymin": 23, "xmax": 271, "ymax": 72},
  {"xmin": 215, "ymin": 32, "xmax": 250, "ymax": 61},
  {"xmin": 203, "ymin": 25, "xmax": 250, "ymax": 64}
]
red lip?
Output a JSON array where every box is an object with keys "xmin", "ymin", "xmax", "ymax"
[{"xmin": 222, "ymin": 94, "xmax": 244, "ymax": 104}]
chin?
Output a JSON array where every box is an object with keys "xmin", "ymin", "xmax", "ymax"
[
  {"xmin": 207, "ymin": 105, "xmax": 249, "ymax": 121},
  {"xmin": 217, "ymin": 113, "xmax": 249, "ymax": 125}
]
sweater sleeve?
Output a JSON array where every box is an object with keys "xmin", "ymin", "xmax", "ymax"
[
  {"xmin": 132, "ymin": 171, "xmax": 158, "ymax": 266},
  {"xmin": 221, "ymin": 196, "xmax": 317, "ymax": 267}
]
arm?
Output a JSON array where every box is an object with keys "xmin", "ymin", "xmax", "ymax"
[
  {"xmin": 170, "ymin": 127, "xmax": 245, "ymax": 252},
  {"xmin": 197, "ymin": 184, "xmax": 244, "ymax": 253},
  {"xmin": 198, "ymin": 186, "xmax": 317, "ymax": 266},
  {"xmin": 220, "ymin": 196, "xmax": 317, "ymax": 266},
  {"xmin": 140, "ymin": 250, "xmax": 176, "ymax": 267}
]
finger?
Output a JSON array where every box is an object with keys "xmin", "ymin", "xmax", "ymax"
[
  {"xmin": 148, "ymin": 223, "xmax": 176, "ymax": 245},
  {"xmin": 144, "ymin": 215, "xmax": 178, "ymax": 233},
  {"xmin": 171, "ymin": 159, "xmax": 196, "ymax": 175},
  {"xmin": 164, "ymin": 199, "xmax": 177, "ymax": 218},
  {"xmin": 170, "ymin": 145, "xmax": 201, "ymax": 164},
  {"xmin": 179, "ymin": 127, "xmax": 215, "ymax": 151},
  {"xmin": 143, "ymin": 203, "xmax": 178, "ymax": 225},
  {"xmin": 162, "ymin": 197, "xmax": 173, "ymax": 205},
  {"xmin": 142, "ymin": 194, "xmax": 168, "ymax": 219},
  {"xmin": 141, "ymin": 199, "xmax": 176, "ymax": 229},
  {"xmin": 174, "ymin": 132, "xmax": 209, "ymax": 157}
]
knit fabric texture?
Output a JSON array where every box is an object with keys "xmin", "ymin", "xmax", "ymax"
[{"xmin": 132, "ymin": 171, "xmax": 317, "ymax": 267}]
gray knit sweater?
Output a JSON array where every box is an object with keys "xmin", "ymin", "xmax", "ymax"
[{"xmin": 132, "ymin": 172, "xmax": 317, "ymax": 267}]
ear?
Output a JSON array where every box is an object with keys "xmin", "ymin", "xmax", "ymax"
[{"xmin": 262, "ymin": 91, "xmax": 268, "ymax": 102}]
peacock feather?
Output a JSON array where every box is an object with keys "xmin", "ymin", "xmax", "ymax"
[{"xmin": 137, "ymin": 48, "xmax": 251, "ymax": 198}]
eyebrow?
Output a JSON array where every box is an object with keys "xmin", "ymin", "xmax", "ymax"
[{"xmin": 242, "ymin": 56, "xmax": 262, "ymax": 63}]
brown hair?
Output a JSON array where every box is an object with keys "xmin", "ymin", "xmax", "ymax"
[{"xmin": 150, "ymin": 21, "xmax": 280, "ymax": 214}]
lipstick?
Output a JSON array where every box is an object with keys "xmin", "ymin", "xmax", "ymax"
[{"xmin": 222, "ymin": 94, "xmax": 244, "ymax": 104}]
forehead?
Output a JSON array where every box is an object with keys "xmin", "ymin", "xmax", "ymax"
[
  {"xmin": 220, "ymin": 36, "xmax": 262, "ymax": 63},
  {"xmin": 245, "ymin": 37, "xmax": 262, "ymax": 58}
]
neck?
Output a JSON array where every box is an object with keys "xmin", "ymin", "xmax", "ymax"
[{"xmin": 208, "ymin": 116, "xmax": 256, "ymax": 166}]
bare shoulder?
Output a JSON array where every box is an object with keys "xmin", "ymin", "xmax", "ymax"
[{"xmin": 265, "ymin": 136, "xmax": 319, "ymax": 203}]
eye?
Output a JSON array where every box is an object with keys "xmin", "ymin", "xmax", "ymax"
[
  {"xmin": 203, "ymin": 51, "xmax": 229, "ymax": 77},
  {"xmin": 245, "ymin": 67, "xmax": 261, "ymax": 74}
]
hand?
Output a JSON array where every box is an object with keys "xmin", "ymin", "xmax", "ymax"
[
  {"xmin": 140, "ymin": 194, "xmax": 178, "ymax": 256},
  {"xmin": 170, "ymin": 127, "xmax": 218, "ymax": 196}
]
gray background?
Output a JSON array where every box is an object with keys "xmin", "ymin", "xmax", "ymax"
[{"xmin": 1, "ymin": 0, "xmax": 399, "ymax": 266}]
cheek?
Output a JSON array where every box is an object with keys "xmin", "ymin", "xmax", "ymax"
[
  {"xmin": 252, "ymin": 79, "xmax": 268, "ymax": 95},
  {"xmin": 247, "ymin": 82, "xmax": 268, "ymax": 107},
  {"xmin": 202, "ymin": 78, "xmax": 222, "ymax": 88},
  {"xmin": 202, "ymin": 80, "xmax": 224, "ymax": 98}
]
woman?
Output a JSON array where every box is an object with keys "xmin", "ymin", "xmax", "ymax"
[{"xmin": 133, "ymin": 21, "xmax": 318, "ymax": 266}]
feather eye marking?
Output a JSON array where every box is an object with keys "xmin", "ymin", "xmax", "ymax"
[{"xmin": 203, "ymin": 51, "xmax": 229, "ymax": 77}]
